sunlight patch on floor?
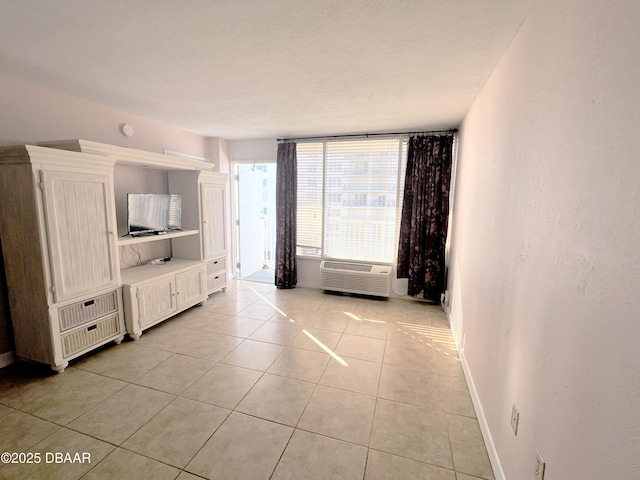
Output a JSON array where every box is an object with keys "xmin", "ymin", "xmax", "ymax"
[
  {"xmin": 245, "ymin": 285, "xmax": 348, "ymax": 366},
  {"xmin": 395, "ymin": 322, "xmax": 460, "ymax": 360},
  {"xmin": 343, "ymin": 311, "xmax": 387, "ymax": 324},
  {"xmin": 248, "ymin": 286, "xmax": 288, "ymax": 318},
  {"xmin": 303, "ymin": 329, "xmax": 349, "ymax": 367}
]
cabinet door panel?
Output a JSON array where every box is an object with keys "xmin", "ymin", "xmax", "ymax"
[
  {"xmin": 201, "ymin": 183, "xmax": 226, "ymax": 260},
  {"xmin": 137, "ymin": 278, "xmax": 176, "ymax": 328},
  {"xmin": 176, "ymin": 267, "xmax": 205, "ymax": 309},
  {"xmin": 42, "ymin": 171, "xmax": 118, "ymax": 302}
]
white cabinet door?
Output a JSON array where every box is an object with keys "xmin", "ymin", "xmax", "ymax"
[
  {"xmin": 41, "ymin": 170, "xmax": 118, "ymax": 302},
  {"xmin": 176, "ymin": 266, "xmax": 206, "ymax": 309},
  {"xmin": 136, "ymin": 277, "xmax": 177, "ymax": 328},
  {"xmin": 201, "ymin": 182, "xmax": 227, "ymax": 260}
]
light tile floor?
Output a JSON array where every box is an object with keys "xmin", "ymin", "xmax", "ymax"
[{"xmin": 0, "ymin": 280, "xmax": 494, "ymax": 480}]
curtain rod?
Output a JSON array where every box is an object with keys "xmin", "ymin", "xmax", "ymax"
[{"xmin": 277, "ymin": 128, "xmax": 458, "ymax": 143}]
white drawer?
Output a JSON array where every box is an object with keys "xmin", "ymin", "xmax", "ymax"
[
  {"xmin": 207, "ymin": 257, "xmax": 226, "ymax": 275},
  {"xmin": 207, "ymin": 271, "xmax": 226, "ymax": 292},
  {"xmin": 58, "ymin": 290, "xmax": 119, "ymax": 332},
  {"xmin": 61, "ymin": 314, "xmax": 121, "ymax": 358}
]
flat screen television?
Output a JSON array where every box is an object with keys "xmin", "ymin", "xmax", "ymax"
[{"xmin": 127, "ymin": 193, "xmax": 182, "ymax": 236}]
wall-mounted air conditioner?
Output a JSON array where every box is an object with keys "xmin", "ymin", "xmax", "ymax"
[{"xmin": 320, "ymin": 261, "xmax": 392, "ymax": 297}]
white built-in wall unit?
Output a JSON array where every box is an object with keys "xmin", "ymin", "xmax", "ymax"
[{"xmin": 0, "ymin": 140, "xmax": 228, "ymax": 372}]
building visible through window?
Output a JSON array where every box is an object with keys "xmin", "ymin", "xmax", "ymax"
[{"xmin": 296, "ymin": 137, "xmax": 407, "ymax": 263}]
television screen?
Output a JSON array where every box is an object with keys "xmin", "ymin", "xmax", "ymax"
[{"xmin": 127, "ymin": 193, "xmax": 181, "ymax": 235}]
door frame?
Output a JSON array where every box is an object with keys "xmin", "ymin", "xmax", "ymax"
[{"xmin": 230, "ymin": 161, "xmax": 277, "ymax": 281}]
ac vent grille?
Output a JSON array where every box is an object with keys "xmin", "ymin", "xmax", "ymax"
[
  {"xmin": 322, "ymin": 261, "xmax": 372, "ymax": 273},
  {"xmin": 320, "ymin": 261, "xmax": 391, "ymax": 297}
]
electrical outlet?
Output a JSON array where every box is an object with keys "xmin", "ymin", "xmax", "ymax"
[
  {"xmin": 534, "ymin": 451, "xmax": 546, "ymax": 480},
  {"xmin": 510, "ymin": 403, "xmax": 520, "ymax": 435}
]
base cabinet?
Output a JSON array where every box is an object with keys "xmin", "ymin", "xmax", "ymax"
[
  {"xmin": 0, "ymin": 145, "xmax": 125, "ymax": 373},
  {"xmin": 51, "ymin": 288, "xmax": 126, "ymax": 372},
  {"xmin": 136, "ymin": 277, "xmax": 177, "ymax": 329},
  {"xmin": 60, "ymin": 314, "xmax": 123, "ymax": 361},
  {"xmin": 206, "ymin": 256, "xmax": 227, "ymax": 295},
  {"xmin": 168, "ymin": 170, "xmax": 229, "ymax": 296},
  {"xmin": 177, "ymin": 267, "xmax": 209, "ymax": 307},
  {"xmin": 121, "ymin": 259, "xmax": 207, "ymax": 339}
]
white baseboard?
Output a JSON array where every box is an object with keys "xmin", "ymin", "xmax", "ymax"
[
  {"xmin": 459, "ymin": 351, "xmax": 506, "ymax": 480},
  {"xmin": 0, "ymin": 350, "xmax": 16, "ymax": 369},
  {"xmin": 448, "ymin": 308, "xmax": 506, "ymax": 480}
]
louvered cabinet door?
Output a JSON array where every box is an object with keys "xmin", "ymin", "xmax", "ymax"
[
  {"xmin": 201, "ymin": 182, "xmax": 227, "ymax": 260},
  {"xmin": 136, "ymin": 277, "xmax": 177, "ymax": 328},
  {"xmin": 175, "ymin": 266, "xmax": 206, "ymax": 310},
  {"xmin": 41, "ymin": 170, "xmax": 118, "ymax": 303}
]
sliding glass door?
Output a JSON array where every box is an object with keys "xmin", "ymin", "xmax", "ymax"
[{"xmin": 233, "ymin": 163, "xmax": 277, "ymax": 283}]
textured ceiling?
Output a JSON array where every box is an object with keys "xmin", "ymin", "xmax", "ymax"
[{"xmin": 0, "ymin": 0, "xmax": 534, "ymax": 139}]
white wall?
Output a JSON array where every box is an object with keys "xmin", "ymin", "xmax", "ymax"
[
  {"xmin": 209, "ymin": 137, "xmax": 231, "ymax": 174},
  {"xmin": 0, "ymin": 73, "xmax": 210, "ymax": 157},
  {"xmin": 447, "ymin": 1, "xmax": 640, "ymax": 479},
  {"xmin": 230, "ymin": 138, "xmax": 277, "ymax": 163}
]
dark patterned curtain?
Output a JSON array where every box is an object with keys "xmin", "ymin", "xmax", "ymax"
[
  {"xmin": 397, "ymin": 135, "xmax": 453, "ymax": 301},
  {"xmin": 274, "ymin": 142, "xmax": 297, "ymax": 289}
]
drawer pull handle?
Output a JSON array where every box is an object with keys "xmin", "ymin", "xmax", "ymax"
[
  {"xmin": 87, "ymin": 325, "xmax": 97, "ymax": 332},
  {"xmin": 83, "ymin": 300, "xmax": 95, "ymax": 308}
]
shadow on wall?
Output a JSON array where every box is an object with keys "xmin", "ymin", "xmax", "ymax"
[{"xmin": 0, "ymin": 236, "xmax": 15, "ymax": 356}]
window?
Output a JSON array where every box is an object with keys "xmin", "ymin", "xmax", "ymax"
[
  {"xmin": 296, "ymin": 137, "xmax": 407, "ymax": 263},
  {"xmin": 296, "ymin": 142, "xmax": 324, "ymax": 256}
]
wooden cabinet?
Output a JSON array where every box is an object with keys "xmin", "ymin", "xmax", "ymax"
[
  {"xmin": 170, "ymin": 171, "xmax": 229, "ymax": 295},
  {"xmin": 57, "ymin": 290, "xmax": 125, "ymax": 364},
  {"xmin": 121, "ymin": 260, "xmax": 206, "ymax": 339},
  {"xmin": 201, "ymin": 179, "xmax": 227, "ymax": 260},
  {"xmin": 0, "ymin": 145, "xmax": 126, "ymax": 372},
  {"xmin": 206, "ymin": 256, "xmax": 227, "ymax": 294},
  {"xmin": 135, "ymin": 277, "xmax": 177, "ymax": 329},
  {"xmin": 176, "ymin": 267, "xmax": 208, "ymax": 308},
  {"xmin": 0, "ymin": 140, "xmax": 229, "ymax": 371},
  {"xmin": 46, "ymin": 139, "xmax": 228, "ymax": 333},
  {"xmin": 41, "ymin": 170, "xmax": 119, "ymax": 302},
  {"xmin": 201, "ymin": 174, "xmax": 228, "ymax": 295}
]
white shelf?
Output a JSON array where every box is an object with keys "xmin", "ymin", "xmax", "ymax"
[
  {"xmin": 120, "ymin": 258, "xmax": 204, "ymax": 285},
  {"xmin": 118, "ymin": 229, "xmax": 199, "ymax": 246},
  {"xmin": 38, "ymin": 139, "xmax": 215, "ymax": 171}
]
